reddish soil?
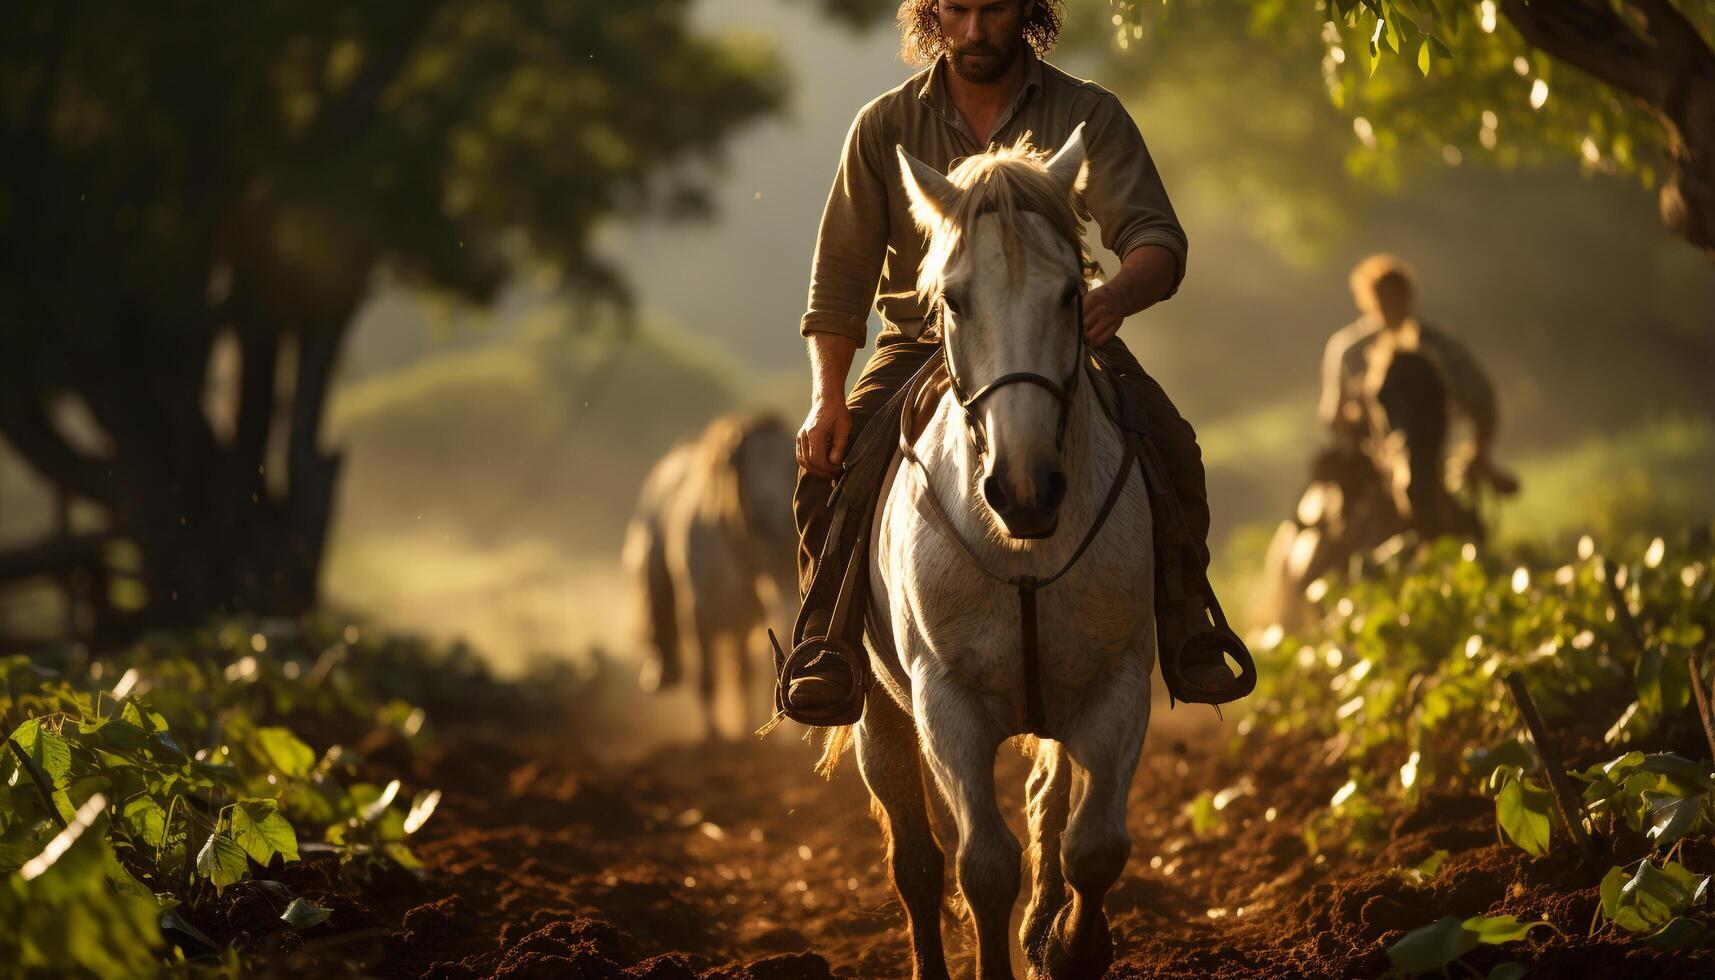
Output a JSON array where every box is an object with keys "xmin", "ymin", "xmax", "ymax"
[{"xmin": 246, "ymin": 706, "xmax": 1710, "ymax": 979}]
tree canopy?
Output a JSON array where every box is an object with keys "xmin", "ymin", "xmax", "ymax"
[
  {"xmin": 0, "ymin": 1, "xmax": 786, "ymax": 632},
  {"xmin": 1107, "ymin": 0, "xmax": 1715, "ymax": 258}
]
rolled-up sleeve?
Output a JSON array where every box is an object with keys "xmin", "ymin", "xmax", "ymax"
[
  {"xmin": 800, "ymin": 104, "xmax": 890, "ymax": 345},
  {"xmin": 1081, "ymin": 92, "xmax": 1188, "ymax": 299}
]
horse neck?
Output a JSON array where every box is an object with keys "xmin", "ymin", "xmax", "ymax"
[{"xmin": 925, "ymin": 372, "xmax": 1120, "ymax": 574}]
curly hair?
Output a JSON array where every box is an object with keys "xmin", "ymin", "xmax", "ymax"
[{"xmin": 896, "ymin": 1, "xmax": 1064, "ymax": 67}]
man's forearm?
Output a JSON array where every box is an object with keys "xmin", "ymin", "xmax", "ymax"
[
  {"xmin": 807, "ymin": 332, "xmax": 857, "ymax": 403},
  {"xmin": 1105, "ymin": 244, "xmax": 1179, "ymax": 316}
]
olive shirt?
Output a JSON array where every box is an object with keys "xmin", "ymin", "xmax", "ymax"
[{"xmin": 800, "ymin": 50, "xmax": 1188, "ymax": 347}]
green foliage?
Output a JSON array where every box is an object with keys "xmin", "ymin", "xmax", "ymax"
[
  {"xmin": 0, "ymin": 0, "xmax": 790, "ymax": 627},
  {"xmin": 1400, "ymin": 848, "xmax": 1450, "ymax": 886},
  {"xmin": 281, "ymin": 897, "xmax": 333, "ymax": 931},
  {"xmin": 1112, "ymin": 1, "xmax": 1715, "ymax": 192},
  {"xmin": 1492, "ymin": 770, "xmax": 1553, "ymax": 857},
  {"xmin": 1598, "ymin": 857, "xmax": 1710, "ymax": 937},
  {"xmin": 0, "ymin": 617, "xmax": 475, "ymax": 973},
  {"xmin": 0, "ymin": 800, "xmax": 164, "ymax": 980},
  {"xmin": 1574, "ymin": 751, "xmax": 1715, "ymax": 848},
  {"xmin": 1253, "ymin": 530, "xmax": 1715, "ymax": 962},
  {"xmin": 1249, "ymin": 532, "xmax": 1714, "ymax": 813},
  {"xmin": 1384, "ymin": 912, "xmax": 1552, "ymax": 976}
]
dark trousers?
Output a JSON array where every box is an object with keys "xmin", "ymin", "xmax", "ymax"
[{"xmin": 793, "ymin": 334, "xmax": 1211, "ymax": 597}]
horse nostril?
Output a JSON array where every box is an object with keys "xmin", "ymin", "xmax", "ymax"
[
  {"xmin": 1043, "ymin": 469, "xmax": 1068, "ymax": 511},
  {"xmin": 982, "ymin": 473, "xmax": 1010, "ymax": 513}
]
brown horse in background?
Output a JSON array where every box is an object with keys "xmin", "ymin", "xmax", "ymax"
[{"xmin": 623, "ymin": 414, "xmax": 797, "ymax": 739}]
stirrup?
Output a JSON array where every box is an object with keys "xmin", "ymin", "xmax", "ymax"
[
  {"xmin": 769, "ymin": 629, "xmax": 867, "ymax": 727},
  {"xmin": 1160, "ymin": 618, "xmax": 1257, "ymax": 706}
]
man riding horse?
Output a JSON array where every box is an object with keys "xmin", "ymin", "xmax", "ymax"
[
  {"xmin": 1319, "ymin": 253, "xmax": 1518, "ymax": 517},
  {"xmin": 780, "ymin": 0, "xmax": 1252, "ymax": 725}
]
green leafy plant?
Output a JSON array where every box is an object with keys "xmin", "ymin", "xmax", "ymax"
[
  {"xmin": 1385, "ymin": 912, "xmax": 1555, "ymax": 977},
  {"xmin": 0, "ymin": 616, "xmax": 470, "ymax": 974},
  {"xmin": 1597, "ymin": 857, "xmax": 1710, "ymax": 950},
  {"xmin": 1250, "ymin": 532, "xmax": 1715, "ymax": 961}
]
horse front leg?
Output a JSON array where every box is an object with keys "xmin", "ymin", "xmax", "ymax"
[
  {"xmin": 1044, "ymin": 661, "xmax": 1151, "ymax": 979},
  {"xmin": 1020, "ymin": 741, "xmax": 1071, "ymax": 978},
  {"xmin": 916, "ymin": 675, "xmax": 1021, "ymax": 980},
  {"xmin": 855, "ymin": 689, "xmax": 951, "ymax": 980}
]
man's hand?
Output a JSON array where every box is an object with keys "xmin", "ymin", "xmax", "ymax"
[
  {"xmin": 797, "ymin": 397, "xmax": 852, "ymax": 479},
  {"xmin": 1082, "ymin": 245, "xmax": 1177, "ymax": 347},
  {"xmin": 800, "ymin": 332, "xmax": 858, "ymax": 478},
  {"xmin": 1082, "ymin": 281, "xmax": 1125, "ymax": 346}
]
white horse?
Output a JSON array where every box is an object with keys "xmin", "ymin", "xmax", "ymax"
[
  {"xmin": 624, "ymin": 413, "xmax": 797, "ymax": 739},
  {"xmin": 842, "ymin": 129, "xmax": 1155, "ymax": 980}
]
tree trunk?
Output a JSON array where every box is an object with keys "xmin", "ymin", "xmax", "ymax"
[
  {"xmin": 1502, "ymin": 0, "xmax": 1715, "ymax": 260},
  {"xmin": 0, "ymin": 316, "xmax": 349, "ymax": 639}
]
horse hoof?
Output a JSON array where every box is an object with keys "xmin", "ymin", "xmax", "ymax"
[{"xmin": 1039, "ymin": 905, "xmax": 1113, "ymax": 980}]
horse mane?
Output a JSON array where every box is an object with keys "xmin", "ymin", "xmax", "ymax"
[{"xmin": 915, "ymin": 134, "xmax": 1094, "ymax": 303}]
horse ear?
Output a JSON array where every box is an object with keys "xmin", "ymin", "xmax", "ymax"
[
  {"xmin": 897, "ymin": 146, "xmax": 957, "ymax": 230},
  {"xmin": 1045, "ymin": 122, "xmax": 1089, "ymax": 194}
]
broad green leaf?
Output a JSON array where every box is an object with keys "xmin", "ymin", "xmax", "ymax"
[
  {"xmin": 253, "ymin": 727, "xmax": 315, "ymax": 779},
  {"xmin": 1620, "ymin": 859, "xmax": 1691, "ymax": 932},
  {"xmin": 1462, "ymin": 913, "xmax": 1549, "ymax": 945},
  {"xmin": 147, "ymin": 731, "xmax": 187, "ymax": 764},
  {"xmin": 1496, "ymin": 778, "xmax": 1551, "ymax": 857},
  {"xmin": 92, "ymin": 720, "xmax": 148, "ymax": 754},
  {"xmin": 1656, "ymin": 860, "xmax": 1707, "ymax": 901},
  {"xmin": 195, "ymin": 832, "xmax": 250, "ymax": 892},
  {"xmin": 229, "ymin": 798, "xmax": 299, "ymax": 865},
  {"xmin": 1415, "ymin": 40, "xmax": 1431, "ymax": 76},
  {"xmin": 9, "ymin": 720, "xmax": 72, "ymax": 788},
  {"xmin": 1601, "ymin": 864, "xmax": 1654, "ymax": 933},
  {"xmin": 1637, "ymin": 753, "xmax": 1714, "ymax": 792},
  {"xmin": 120, "ymin": 701, "xmax": 154, "ymax": 732},
  {"xmin": 103, "ymin": 846, "xmax": 155, "ymax": 899},
  {"xmin": 1643, "ymin": 916, "xmax": 1707, "ymax": 951},
  {"xmin": 1403, "ymin": 849, "xmax": 1448, "ymax": 884},
  {"xmin": 1488, "ymin": 963, "xmax": 1527, "ymax": 980},
  {"xmin": 1643, "ymin": 792, "xmax": 1703, "ymax": 848},
  {"xmin": 1584, "ymin": 751, "xmax": 1645, "ymax": 782},
  {"xmin": 281, "ymin": 897, "xmax": 332, "ymax": 930},
  {"xmin": 1385, "ymin": 916, "xmax": 1476, "ymax": 973},
  {"xmin": 121, "ymin": 795, "xmax": 168, "ymax": 849}
]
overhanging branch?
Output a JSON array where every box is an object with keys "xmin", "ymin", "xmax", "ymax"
[{"xmin": 1500, "ymin": 0, "xmax": 1670, "ymax": 106}]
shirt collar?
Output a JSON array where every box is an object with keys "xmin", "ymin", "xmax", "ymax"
[{"xmin": 918, "ymin": 46, "xmax": 1044, "ymax": 115}]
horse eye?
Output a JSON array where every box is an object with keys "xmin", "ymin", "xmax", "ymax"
[{"xmin": 942, "ymin": 292, "xmax": 964, "ymax": 315}]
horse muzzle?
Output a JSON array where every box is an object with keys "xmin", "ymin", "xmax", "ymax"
[{"xmin": 982, "ymin": 464, "xmax": 1067, "ymax": 539}]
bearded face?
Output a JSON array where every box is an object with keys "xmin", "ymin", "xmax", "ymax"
[{"xmin": 937, "ymin": 1, "xmax": 1030, "ymax": 84}]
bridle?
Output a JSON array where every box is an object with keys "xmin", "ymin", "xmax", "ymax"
[
  {"xmin": 940, "ymin": 289, "xmax": 1085, "ymax": 457},
  {"xmin": 903, "ymin": 281, "xmax": 1144, "ymax": 738}
]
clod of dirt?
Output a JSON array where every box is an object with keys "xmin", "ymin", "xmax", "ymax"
[{"xmin": 701, "ymin": 952, "xmax": 835, "ymax": 980}]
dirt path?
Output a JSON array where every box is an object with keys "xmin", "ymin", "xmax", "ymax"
[{"xmin": 280, "ymin": 699, "xmax": 1706, "ymax": 979}]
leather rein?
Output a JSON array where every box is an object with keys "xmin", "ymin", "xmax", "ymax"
[{"xmin": 898, "ymin": 294, "xmax": 1143, "ymax": 737}]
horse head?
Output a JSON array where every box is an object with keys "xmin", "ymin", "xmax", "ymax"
[{"xmin": 897, "ymin": 126, "xmax": 1091, "ymax": 540}]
